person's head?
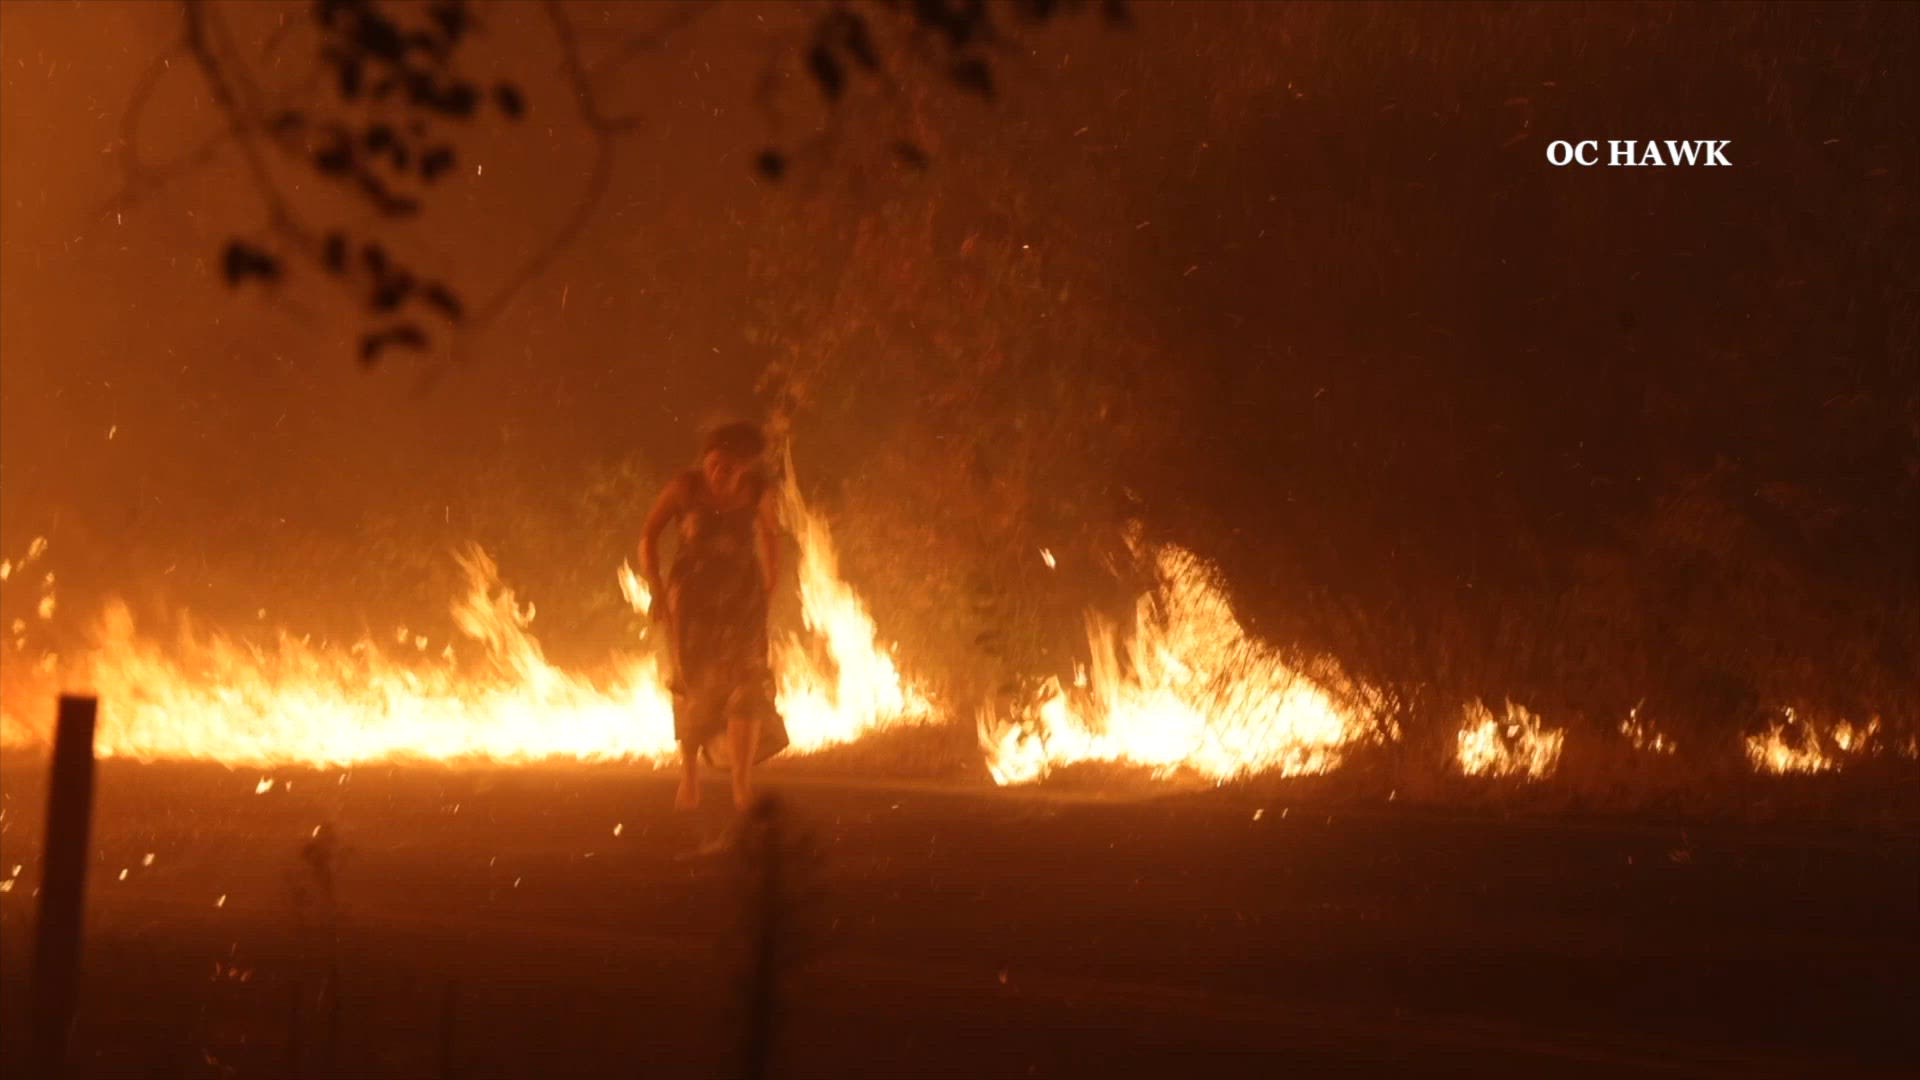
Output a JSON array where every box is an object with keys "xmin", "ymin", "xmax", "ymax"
[{"xmin": 700, "ymin": 421, "xmax": 766, "ymax": 500}]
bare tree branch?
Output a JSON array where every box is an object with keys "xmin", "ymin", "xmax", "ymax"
[
  {"xmin": 586, "ymin": 0, "xmax": 718, "ymax": 86},
  {"xmin": 183, "ymin": 0, "xmax": 311, "ymax": 247},
  {"xmin": 105, "ymin": 38, "xmax": 232, "ymax": 217},
  {"xmin": 103, "ymin": 7, "xmax": 324, "ymax": 226},
  {"xmin": 462, "ymin": 0, "xmax": 642, "ymax": 331}
]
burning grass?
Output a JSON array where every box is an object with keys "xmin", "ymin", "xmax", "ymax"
[
  {"xmin": 0, "ymin": 482, "xmax": 936, "ymax": 768},
  {"xmin": 1, "ymin": 510, "xmax": 1913, "ymax": 814},
  {"xmin": 978, "ymin": 539, "xmax": 1394, "ymax": 785}
]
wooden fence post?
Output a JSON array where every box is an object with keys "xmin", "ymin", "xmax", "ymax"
[{"xmin": 28, "ymin": 695, "xmax": 100, "ymax": 1080}]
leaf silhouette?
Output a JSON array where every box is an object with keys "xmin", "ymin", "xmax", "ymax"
[
  {"xmin": 891, "ymin": 140, "xmax": 931, "ymax": 170},
  {"xmin": 323, "ymin": 231, "xmax": 348, "ymax": 274},
  {"xmin": 221, "ymin": 240, "xmax": 281, "ymax": 286},
  {"xmin": 493, "ymin": 82, "xmax": 525, "ymax": 119},
  {"xmin": 358, "ymin": 323, "xmax": 430, "ymax": 366},
  {"xmin": 357, "ymin": 171, "xmax": 420, "ymax": 217},
  {"xmin": 337, "ymin": 56, "xmax": 363, "ymax": 100},
  {"xmin": 350, "ymin": 8, "xmax": 407, "ymax": 62},
  {"xmin": 403, "ymin": 71, "xmax": 439, "ymax": 108},
  {"xmin": 315, "ymin": 0, "xmax": 357, "ymax": 32},
  {"xmin": 807, "ymin": 45, "xmax": 844, "ymax": 102},
  {"xmin": 404, "ymin": 30, "xmax": 449, "ymax": 64},
  {"xmin": 918, "ymin": 0, "xmax": 991, "ymax": 49},
  {"xmin": 950, "ymin": 58, "xmax": 994, "ymax": 99},
  {"xmin": 441, "ymin": 81, "xmax": 479, "ymax": 118},
  {"xmin": 370, "ymin": 269, "xmax": 417, "ymax": 312},
  {"xmin": 422, "ymin": 282, "xmax": 465, "ymax": 321},
  {"xmin": 420, "ymin": 145, "xmax": 456, "ymax": 181},
  {"xmin": 314, "ymin": 138, "xmax": 355, "ymax": 176},
  {"xmin": 430, "ymin": 0, "xmax": 470, "ymax": 41},
  {"xmin": 839, "ymin": 13, "xmax": 880, "ymax": 70}
]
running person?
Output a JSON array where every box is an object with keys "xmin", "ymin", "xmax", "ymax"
[{"xmin": 639, "ymin": 421, "xmax": 789, "ymax": 811}]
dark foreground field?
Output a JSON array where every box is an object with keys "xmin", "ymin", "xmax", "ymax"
[{"xmin": 0, "ymin": 759, "xmax": 1915, "ymax": 1078}]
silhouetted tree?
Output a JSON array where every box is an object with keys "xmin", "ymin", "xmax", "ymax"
[{"xmin": 120, "ymin": 0, "xmax": 1126, "ymax": 364}]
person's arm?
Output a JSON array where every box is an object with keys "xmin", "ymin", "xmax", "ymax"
[
  {"xmin": 639, "ymin": 476, "xmax": 687, "ymax": 611},
  {"xmin": 755, "ymin": 485, "xmax": 781, "ymax": 603}
]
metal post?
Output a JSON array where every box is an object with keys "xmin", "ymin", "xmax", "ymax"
[{"xmin": 28, "ymin": 695, "xmax": 99, "ymax": 1080}]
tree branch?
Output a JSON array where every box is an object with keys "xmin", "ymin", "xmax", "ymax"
[
  {"xmin": 463, "ymin": 0, "xmax": 638, "ymax": 330},
  {"xmin": 182, "ymin": 0, "xmax": 311, "ymax": 247},
  {"xmin": 586, "ymin": 0, "xmax": 718, "ymax": 86}
]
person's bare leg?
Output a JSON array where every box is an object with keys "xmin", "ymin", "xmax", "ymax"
[
  {"xmin": 727, "ymin": 716, "xmax": 759, "ymax": 809},
  {"xmin": 675, "ymin": 740, "xmax": 701, "ymax": 810}
]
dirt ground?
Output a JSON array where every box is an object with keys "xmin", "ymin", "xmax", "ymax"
[{"xmin": 0, "ymin": 759, "xmax": 1914, "ymax": 1077}]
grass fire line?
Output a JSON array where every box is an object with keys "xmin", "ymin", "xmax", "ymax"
[{"xmin": 0, "ymin": 494, "xmax": 1905, "ymax": 784}]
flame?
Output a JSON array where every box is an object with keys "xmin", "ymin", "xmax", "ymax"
[
  {"xmin": 979, "ymin": 540, "xmax": 1389, "ymax": 785},
  {"xmin": 1619, "ymin": 705, "xmax": 1676, "ymax": 755},
  {"xmin": 3, "ymin": 517, "xmax": 1906, "ymax": 784},
  {"xmin": 773, "ymin": 470, "xmax": 933, "ymax": 746},
  {"xmin": 0, "ymin": 493, "xmax": 932, "ymax": 766},
  {"xmin": 1456, "ymin": 700, "xmax": 1563, "ymax": 779},
  {"xmin": 615, "ymin": 562, "xmax": 653, "ymax": 628},
  {"xmin": 1744, "ymin": 708, "xmax": 1888, "ymax": 774}
]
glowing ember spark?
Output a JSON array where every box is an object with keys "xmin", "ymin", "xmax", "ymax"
[
  {"xmin": 980, "ymin": 538, "xmax": 1388, "ymax": 784},
  {"xmin": 1456, "ymin": 700, "xmax": 1563, "ymax": 780},
  {"xmin": 1040, "ymin": 548, "xmax": 1057, "ymax": 569}
]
